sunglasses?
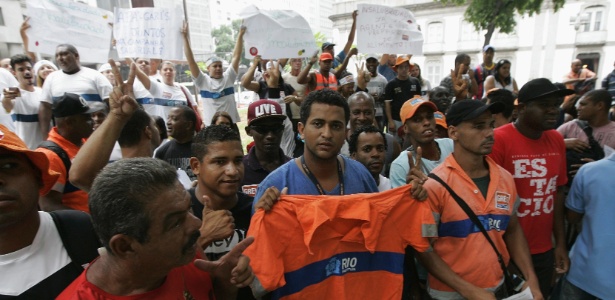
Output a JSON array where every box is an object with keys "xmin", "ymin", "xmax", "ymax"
[{"xmin": 250, "ymin": 125, "xmax": 284, "ymax": 135}]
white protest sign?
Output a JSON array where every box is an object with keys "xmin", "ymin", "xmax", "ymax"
[
  {"xmin": 26, "ymin": 0, "xmax": 112, "ymax": 63},
  {"xmin": 113, "ymin": 6, "xmax": 184, "ymax": 60},
  {"xmin": 357, "ymin": 4, "xmax": 423, "ymax": 55},
  {"xmin": 239, "ymin": 6, "xmax": 318, "ymax": 60}
]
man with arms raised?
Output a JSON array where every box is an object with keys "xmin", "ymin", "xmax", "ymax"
[{"xmin": 182, "ymin": 22, "xmax": 245, "ymax": 125}]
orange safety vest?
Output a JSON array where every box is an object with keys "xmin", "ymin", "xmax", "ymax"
[{"xmin": 310, "ymin": 71, "xmax": 338, "ymax": 93}]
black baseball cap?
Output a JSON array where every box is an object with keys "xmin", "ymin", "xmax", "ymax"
[
  {"xmin": 52, "ymin": 93, "xmax": 97, "ymax": 118},
  {"xmin": 518, "ymin": 78, "xmax": 574, "ymax": 103},
  {"xmin": 446, "ymin": 100, "xmax": 505, "ymax": 126},
  {"xmin": 321, "ymin": 42, "xmax": 336, "ymax": 50}
]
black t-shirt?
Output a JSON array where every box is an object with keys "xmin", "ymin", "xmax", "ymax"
[
  {"xmin": 188, "ymin": 188, "xmax": 255, "ymax": 300},
  {"xmin": 384, "ymin": 77, "xmax": 422, "ymax": 121},
  {"xmin": 154, "ymin": 140, "xmax": 195, "ymax": 181}
]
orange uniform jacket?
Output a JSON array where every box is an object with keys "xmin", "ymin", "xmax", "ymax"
[
  {"xmin": 245, "ymin": 185, "xmax": 436, "ymax": 299},
  {"xmin": 424, "ymin": 155, "xmax": 517, "ymax": 295}
]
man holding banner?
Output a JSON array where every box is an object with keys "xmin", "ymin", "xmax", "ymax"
[
  {"xmin": 322, "ymin": 10, "xmax": 358, "ymax": 70},
  {"xmin": 182, "ymin": 22, "xmax": 245, "ymax": 126}
]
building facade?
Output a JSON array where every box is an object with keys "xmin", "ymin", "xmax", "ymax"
[{"xmin": 330, "ymin": 0, "xmax": 614, "ymax": 88}]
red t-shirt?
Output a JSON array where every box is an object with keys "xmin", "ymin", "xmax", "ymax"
[
  {"xmin": 57, "ymin": 258, "xmax": 214, "ymax": 300},
  {"xmin": 489, "ymin": 123, "xmax": 567, "ymax": 254}
]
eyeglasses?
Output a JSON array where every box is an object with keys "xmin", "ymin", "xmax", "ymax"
[{"xmin": 249, "ymin": 125, "xmax": 284, "ymax": 135}]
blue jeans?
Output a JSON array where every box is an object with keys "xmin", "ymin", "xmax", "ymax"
[{"xmin": 557, "ymin": 275, "xmax": 600, "ymax": 300}]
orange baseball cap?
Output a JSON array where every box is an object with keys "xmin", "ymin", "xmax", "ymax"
[
  {"xmin": 0, "ymin": 125, "xmax": 59, "ymax": 195},
  {"xmin": 393, "ymin": 56, "xmax": 410, "ymax": 72},
  {"xmin": 400, "ymin": 98, "xmax": 438, "ymax": 124},
  {"xmin": 320, "ymin": 53, "xmax": 333, "ymax": 61},
  {"xmin": 434, "ymin": 111, "xmax": 447, "ymax": 128}
]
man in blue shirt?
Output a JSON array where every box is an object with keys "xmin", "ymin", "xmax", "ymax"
[{"xmin": 560, "ymin": 151, "xmax": 615, "ymax": 299}]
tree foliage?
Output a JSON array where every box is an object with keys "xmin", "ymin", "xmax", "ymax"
[{"xmin": 436, "ymin": 0, "xmax": 566, "ymax": 46}]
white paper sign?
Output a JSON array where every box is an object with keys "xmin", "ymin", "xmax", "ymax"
[
  {"xmin": 113, "ymin": 6, "xmax": 184, "ymax": 60},
  {"xmin": 503, "ymin": 287, "xmax": 533, "ymax": 300},
  {"xmin": 357, "ymin": 4, "xmax": 423, "ymax": 55},
  {"xmin": 239, "ymin": 6, "xmax": 318, "ymax": 60},
  {"xmin": 26, "ymin": 0, "xmax": 112, "ymax": 63}
]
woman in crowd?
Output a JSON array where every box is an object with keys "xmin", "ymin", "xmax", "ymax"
[
  {"xmin": 410, "ymin": 63, "xmax": 431, "ymax": 95},
  {"xmin": 211, "ymin": 111, "xmax": 241, "ymax": 137},
  {"xmin": 483, "ymin": 59, "xmax": 519, "ymax": 96},
  {"xmin": 33, "ymin": 60, "xmax": 58, "ymax": 87}
]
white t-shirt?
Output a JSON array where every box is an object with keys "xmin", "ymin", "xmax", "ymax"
[
  {"xmin": 10, "ymin": 87, "xmax": 46, "ymax": 149},
  {"xmin": 364, "ymin": 73, "xmax": 388, "ymax": 117},
  {"xmin": 146, "ymin": 81, "xmax": 197, "ymax": 123},
  {"xmin": 0, "ymin": 68, "xmax": 18, "ymax": 131},
  {"xmin": 132, "ymin": 78, "xmax": 153, "ymax": 100},
  {"xmin": 0, "ymin": 212, "xmax": 72, "ymax": 297},
  {"xmin": 194, "ymin": 67, "xmax": 238, "ymax": 125},
  {"xmin": 42, "ymin": 67, "xmax": 112, "ymax": 104},
  {"xmin": 378, "ymin": 174, "xmax": 392, "ymax": 192},
  {"xmin": 282, "ymin": 72, "xmax": 307, "ymax": 120}
]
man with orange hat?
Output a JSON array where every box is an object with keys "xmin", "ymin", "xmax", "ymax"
[
  {"xmin": 297, "ymin": 52, "xmax": 339, "ymax": 93},
  {"xmin": 384, "ymin": 56, "xmax": 422, "ymax": 134},
  {"xmin": 0, "ymin": 125, "xmax": 100, "ymax": 298}
]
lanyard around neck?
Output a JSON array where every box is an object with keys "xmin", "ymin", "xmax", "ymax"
[{"xmin": 300, "ymin": 155, "xmax": 344, "ymax": 195}]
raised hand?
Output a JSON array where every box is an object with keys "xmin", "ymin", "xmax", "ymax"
[
  {"xmin": 108, "ymin": 59, "xmax": 138, "ymax": 119},
  {"xmin": 355, "ymin": 61, "xmax": 369, "ymax": 90},
  {"xmin": 451, "ymin": 68, "xmax": 468, "ymax": 99},
  {"xmin": 406, "ymin": 147, "xmax": 429, "ymax": 201},
  {"xmin": 194, "ymin": 237, "xmax": 255, "ymax": 288},
  {"xmin": 181, "ymin": 21, "xmax": 190, "ymax": 39},
  {"xmin": 198, "ymin": 195, "xmax": 235, "ymax": 249},
  {"xmin": 266, "ymin": 60, "xmax": 280, "ymax": 88},
  {"xmin": 309, "ymin": 50, "xmax": 319, "ymax": 65},
  {"xmin": 254, "ymin": 186, "xmax": 287, "ymax": 212}
]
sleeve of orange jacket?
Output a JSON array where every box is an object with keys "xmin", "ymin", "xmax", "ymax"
[
  {"xmin": 244, "ymin": 206, "xmax": 295, "ymax": 293},
  {"xmin": 392, "ymin": 197, "xmax": 437, "ymax": 252}
]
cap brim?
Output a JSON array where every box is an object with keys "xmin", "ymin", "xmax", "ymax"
[
  {"xmin": 522, "ymin": 89, "xmax": 575, "ymax": 103},
  {"xmin": 461, "ymin": 102, "xmax": 505, "ymax": 123},
  {"xmin": 248, "ymin": 115, "xmax": 287, "ymax": 125},
  {"xmin": 5, "ymin": 146, "xmax": 60, "ymax": 195}
]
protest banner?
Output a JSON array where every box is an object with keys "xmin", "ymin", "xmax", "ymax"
[
  {"xmin": 113, "ymin": 6, "xmax": 184, "ymax": 60},
  {"xmin": 239, "ymin": 6, "xmax": 318, "ymax": 60},
  {"xmin": 26, "ymin": 0, "xmax": 112, "ymax": 63},
  {"xmin": 357, "ymin": 4, "xmax": 423, "ymax": 55}
]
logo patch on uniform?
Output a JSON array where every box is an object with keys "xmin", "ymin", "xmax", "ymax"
[
  {"xmin": 495, "ymin": 191, "xmax": 511, "ymax": 210},
  {"xmin": 242, "ymin": 184, "xmax": 258, "ymax": 197}
]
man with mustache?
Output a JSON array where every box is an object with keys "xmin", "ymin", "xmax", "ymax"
[
  {"xmin": 2, "ymin": 54, "xmax": 45, "ymax": 149},
  {"xmin": 418, "ymin": 100, "xmax": 542, "ymax": 299},
  {"xmin": 58, "ymin": 158, "xmax": 254, "ymax": 299},
  {"xmin": 489, "ymin": 78, "xmax": 573, "ymax": 298}
]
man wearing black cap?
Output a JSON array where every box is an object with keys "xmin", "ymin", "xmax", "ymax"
[
  {"xmin": 474, "ymin": 45, "xmax": 496, "ymax": 99},
  {"xmin": 321, "ymin": 10, "xmax": 358, "ymax": 70},
  {"xmin": 418, "ymin": 100, "xmax": 542, "ymax": 299},
  {"xmin": 489, "ymin": 78, "xmax": 573, "ymax": 298},
  {"xmin": 37, "ymin": 93, "xmax": 95, "ymax": 213}
]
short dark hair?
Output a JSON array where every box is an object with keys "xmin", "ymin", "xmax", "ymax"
[
  {"xmin": 455, "ymin": 53, "xmax": 470, "ymax": 65},
  {"xmin": 583, "ymin": 89, "xmax": 612, "ymax": 112},
  {"xmin": 89, "ymin": 158, "xmax": 177, "ymax": 252},
  {"xmin": 118, "ymin": 109, "xmax": 152, "ymax": 147},
  {"xmin": 56, "ymin": 44, "xmax": 79, "ymax": 55},
  {"xmin": 348, "ymin": 91, "xmax": 375, "ymax": 108},
  {"xmin": 486, "ymin": 89, "xmax": 515, "ymax": 118},
  {"xmin": 154, "ymin": 115, "xmax": 168, "ymax": 140},
  {"xmin": 348, "ymin": 125, "xmax": 387, "ymax": 154},
  {"xmin": 211, "ymin": 111, "xmax": 241, "ymax": 137},
  {"xmin": 10, "ymin": 54, "xmax": 32, "ymax": 69},
  {"xmin": 191, "ymin": 124, "xmax": 241, "ymax": 162},
  {"xmin": 176, "ymin": 106, "xmax": 197, "ymax": 132},
  {"xmin": 300, "ymin": 89, "xmax": 350, "ymax": 124}
]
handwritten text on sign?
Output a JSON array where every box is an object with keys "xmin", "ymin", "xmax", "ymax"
[
  {"xmin": 239, "ymin": 6, "xmax": 317, "ymax": 60},
  {"xmin": 113, "ymin": 6, "xmax": 183, "ymax": 60},
  {"xmin": 357, "ymin": 4, "xmax": 423, "ymax": 55},
  {"xmin": 26, "ymin": 0, "xmax": 112, "ymax": 63}
]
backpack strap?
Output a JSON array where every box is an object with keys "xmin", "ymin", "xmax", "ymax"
[
  {"xmin": 49, "ymin": 210, "xmax": 101, "ymax": 266},
  {"xmin": 37, "ymin": 141, "xmax": 80, "ymax": 194}
]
